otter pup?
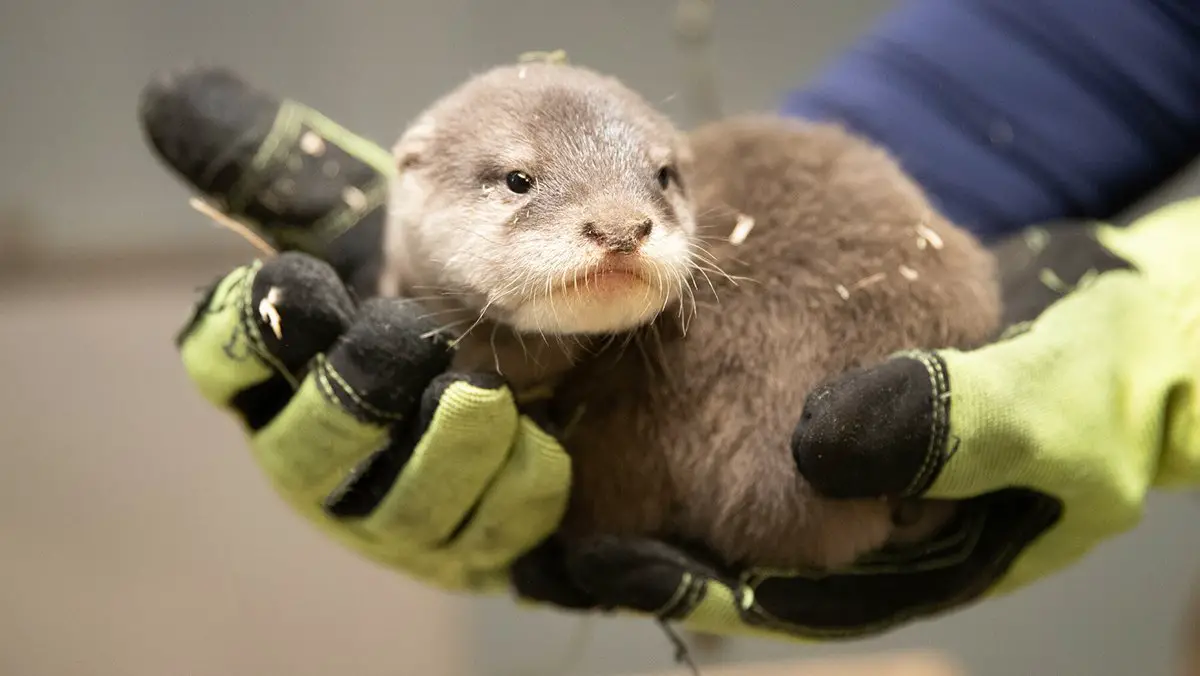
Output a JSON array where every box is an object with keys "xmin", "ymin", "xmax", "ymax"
[{"xmin": 381, "ymin": 61, "xmax": 1000, "ymax": 571}]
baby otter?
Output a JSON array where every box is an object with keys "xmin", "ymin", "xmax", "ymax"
[{"xmin": 381, "ymin": 61, "xmax": 1000, "ymax": 571}]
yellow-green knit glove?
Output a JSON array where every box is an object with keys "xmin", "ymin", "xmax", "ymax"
[
  {"xmin": 782, "ymin": 199, "xmax": 1200, "ymax": 626},
  {"xmin": 175, "ymin": 254, "xmax": 571, "ymax": 592},
  {"xmin": 143, "ymin": 64, "xmax": 572, "ymax": 594}
]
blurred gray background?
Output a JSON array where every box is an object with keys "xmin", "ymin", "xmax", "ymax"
[{"xmin": 0, "ymin": 1, "xmax": 1197, "ymax": 675}]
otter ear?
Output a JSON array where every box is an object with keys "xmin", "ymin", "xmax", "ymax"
[{"xmin": 392, "ymin": 115, "xmax": 436, "ymax": 171}]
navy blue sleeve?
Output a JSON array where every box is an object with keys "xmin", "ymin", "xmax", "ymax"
[{"xmin": 778, "ymin": 0, "xmax": 1200, "ymax": 240}]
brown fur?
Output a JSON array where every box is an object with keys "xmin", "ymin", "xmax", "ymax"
[
  {"xmin": 382, "ymin": 62, "xmax": 1001, "ymax": 571},
  {"xmin": 554, "ymin": 116, "xmax": 999, "ymax": 568}
]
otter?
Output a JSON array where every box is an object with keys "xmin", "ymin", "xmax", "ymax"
[{"xmin": 379, "ymin": 61, "xmax": 1000, "ymax": 572}]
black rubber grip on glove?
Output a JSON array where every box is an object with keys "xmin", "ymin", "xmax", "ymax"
[
  {"xmin": 233, "ymin": 253, "xmax": 360, "ymax": 431},
  {"xmin": 178, "ymin": 252, "xmax": 463, "ymax": 519},
  {"xmin": 792, "ymin": 355, "xmax": 946, "ymax": 499}
]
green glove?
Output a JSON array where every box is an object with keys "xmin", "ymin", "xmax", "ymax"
[
  {"xmin": 787, "ymin": 199, "xmax": 1200, "ymax": 613},
  {"xmin": 142, "ymin": 64, "xmax": 571, "ymax": 593},
  {"xmin": 509, "ymin": 200, "xmax": 1200, "ymax": 643},
  {"xmin": 176, "ymin": 254, "xmax": 571, "ymax": 590}
]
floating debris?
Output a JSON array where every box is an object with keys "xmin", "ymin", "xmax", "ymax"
[
  {"xmin": 915, "ymin": 221, "xmax": 944, "ymax": 250},
  {"xmin": 342, "ymin": 185, "xmax": 368, "ymax": 211},
  {"xmin": 188, "ymin": 197, "xmax": 277, "ymax": 257},
  {"xmin": 728, "ymin": 213, "xmax": 755, "ymax": 245},
  {"xmin": 300, "ymin": 131, "xmax": 326, "ymax": 156},
  {"xmin": 258, "ymin": 286, "xmax": 283, "ymax": 339}
]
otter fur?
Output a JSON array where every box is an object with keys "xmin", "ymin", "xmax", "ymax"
[{"xmin": 380, "ymin": 61, "xmax": 1000, "ymax": 571}]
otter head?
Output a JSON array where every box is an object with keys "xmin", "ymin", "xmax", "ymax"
[{"xmin": 382, "ymin": 62, "xmax": 698, "ymax": 336}]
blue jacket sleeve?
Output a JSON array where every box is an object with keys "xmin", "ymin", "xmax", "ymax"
[{"xmin": 778, "ymin": 0, "xmax": 1200, "ymax": 240}]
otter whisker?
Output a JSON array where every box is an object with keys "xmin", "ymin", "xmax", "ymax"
[
  {"xmin": 690, "ymin": 263, "xmax": 721, "ymax": 304},
  {"xmin": 413, "ymin": 308, "xmax": 473, "ymax": 324},
  {"xmin": 691, "ymin": 255, "xmax": 753, "ymax": 287},
  {"xmin": 488, "ymin": 323, "xmax": 504, "ymax": 376},
  {"xmin": 684, "ymin": 245, "xmax": 724, "ymax": 268},
  {"xmin": 420, "ymin": 318, "xmax": 471, "ymax": 340},
  {"xmin": 451, "ymin": 294, "xmax": 501, "ymax": 348},
  {"xmin": 406, "ymin": 286, "xmax": 476, "ymax": 300}
]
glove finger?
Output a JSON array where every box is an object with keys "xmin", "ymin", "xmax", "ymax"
[
  {"xmin": 177, "ymin": 251, "xmax": 356, "ymax": 429},
  {"xmin": 510, "ymin": 537, "xmax": 602, "ymax": 610},
  {"xmin": 445, "ymin": 415, "xmax": 572, "ymax": 569},
  {"xmin": 320, "ymin": 372, "xmax": 526, "ymax": 549},
  {"xmin": 791, "ymin": 354, "xmax": 945, "ymax": 499},
  {"xmin": 249, "ymin": 297, "xmax": 453, "ymax": 509},
  {"xmin": 564, "ymin": 535, "xmax": 728, "ymax": 619}
]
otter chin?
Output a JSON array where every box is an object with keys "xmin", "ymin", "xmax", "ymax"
[{"xmin": 507, "ymin": 256, "xmax": 677, "ymax": 335}]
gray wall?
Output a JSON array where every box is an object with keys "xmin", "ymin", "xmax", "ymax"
[
  {"xmin": 0, "ymin": 0, "xmax": 882, "ymax": 259},
  {"xmin": 1, "ymin": 2, "xmax": 1196, "ymax": 675}
]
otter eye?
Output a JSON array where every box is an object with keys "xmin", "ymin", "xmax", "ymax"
[
  {"xmin": 657, "ymin": 166, "xmax": 674, "ymax": 190},
  {"xmin": 505, "ymin": 170, "xmax": 533, "ymax": 194}
]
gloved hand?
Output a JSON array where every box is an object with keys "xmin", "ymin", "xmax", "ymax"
[
  {"xmin": 141, "ymin": 64, "xmax": 571, "ymax": 592},
  {"xmin": 787, "ymin": 202, "xmax": 1200, "ymax": 611},
  {"xmin": 511, "ymin": 201, "xmax": 1200, "ymax": 643}
]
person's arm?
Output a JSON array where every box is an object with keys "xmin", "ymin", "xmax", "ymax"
[{"xmin": 779, "ymin": 0, "xmax": 1200, "ymax": 241}]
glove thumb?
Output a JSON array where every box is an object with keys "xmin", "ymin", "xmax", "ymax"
[
  {"xmin": 791, "ymin": 355, "xmax": 944, "ymax": 499},
  {"xmin": 138, "ymin": 63, "xmax": 395, "ymax": 298}
]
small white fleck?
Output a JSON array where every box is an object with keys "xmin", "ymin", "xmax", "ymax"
[
  {"xmin": 1023, "ymin": 227, "xmax": 1049, "ymax": 254},
  {"xmin": 835, "ymin": 284, "xmax": 850, "ymax": 300},
  {"xmin": 728, "ymin": 213, "xmax": 755, "ymax": 245},
  {"xmin": 258, "ymin": 287, "xmax": 283, "ymax": 339},
  {"xmin": 899, "ymin": 265, "xmax": 919, "ymax": 281},
  {"xmin": 300, "ymin": 131, "xmax": 326, "ymax": 156},
  {"xmin": 342, "ymin": 186, "xmax": 367, "ymax": 211},
  {"xmin": 915, "ymin": 222, "xmax": 944, "ymax": 250},
  {"xmin": 518, "ymin": 67, "xmax": 528, "ymax": 79},
  {"xmin": 849, "ymin": 272, "xmax": 886, "ymax": 291}
]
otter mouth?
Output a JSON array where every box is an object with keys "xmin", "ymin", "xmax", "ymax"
[
  {"xmin": 506, "ymin": 257, "xmax": 678, "ymax": 334},
  {"xmin": 554, "ymin": 259, "xmax": 654, "ymax": 297}
]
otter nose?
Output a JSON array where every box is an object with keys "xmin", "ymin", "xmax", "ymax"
[{"xmin": 581, "ymin": 218, "xmax": 653, "ymax": 254}]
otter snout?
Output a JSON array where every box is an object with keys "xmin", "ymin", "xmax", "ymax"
[{"xmin": 580, "ymin": 217, "xmax": 654, "ymax": 254}]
